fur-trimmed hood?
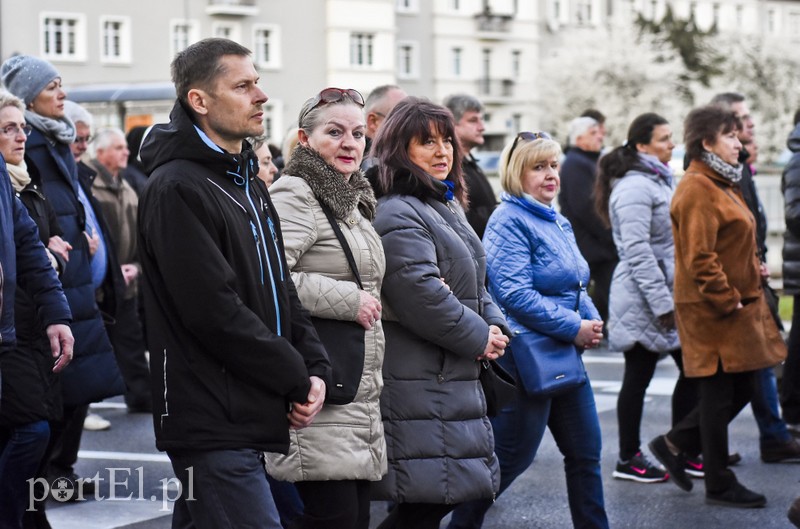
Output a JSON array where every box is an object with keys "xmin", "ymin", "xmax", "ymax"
[{"xmin": 283, "ymin": 145, "xmax": 376, "ymax": 221}]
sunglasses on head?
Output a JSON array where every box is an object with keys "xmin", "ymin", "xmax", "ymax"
[
  {"xmin": 299, "ymin": 88, "xmax": 365, "ymax": 124},
  {"xmin": 508, "ymin": 131, "xmax": 552, "ymax": 159}
]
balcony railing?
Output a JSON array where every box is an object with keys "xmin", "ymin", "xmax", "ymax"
[
  {"xmin": 475, "ymin": 6, "xmax": 513, "ymax": 35},
  {"xmin": 477, "ymin": 78, "xmax": 515, "ymax": 99},
  {"xmin": 206, "ymin": 0, "xmax": 258, "ymax": 16}
]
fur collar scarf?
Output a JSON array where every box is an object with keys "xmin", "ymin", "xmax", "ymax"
[{"xmin": 283, "ymin": 145, "xmax": 377, "ymax": 221}]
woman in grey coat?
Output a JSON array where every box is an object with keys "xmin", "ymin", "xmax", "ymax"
[
  {"xmin": 369, "ymin": 97, "xmax": 509, "ymax": 529},
  {"xmin": 595, "ymin": 113, "xmax": 695, "ymax": 483}
]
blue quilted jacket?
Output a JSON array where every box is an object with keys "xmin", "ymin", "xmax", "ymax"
[{"xmin": 484, "ymin": 193, "xmax": 599, "ymax": 341}]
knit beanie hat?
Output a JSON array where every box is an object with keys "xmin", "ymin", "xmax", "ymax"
[{"xmin": 1, "ymin": 55, "xmax": 60, "ymax": 106}]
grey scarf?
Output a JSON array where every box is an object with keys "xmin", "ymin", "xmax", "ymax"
[
  {"xmin": 700, "ymin": 151, "xmax": 742, "ymax": 183},
  {"xmin": 25, "ymin": 110, "xmax": 76, "ymax": 145},
  {"xmin": 283, "ymin": 144, "xmax": 377, "ymax": 221}
]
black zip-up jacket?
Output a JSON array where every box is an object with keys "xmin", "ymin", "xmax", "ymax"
[{"xmin": 139, "ymin": 101, "xmax": 331, "ymax": 453}]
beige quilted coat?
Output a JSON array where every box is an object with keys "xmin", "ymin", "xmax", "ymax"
[{"xmin": 265, "ymin": 169, "xmax": 387, "ymax": 482}]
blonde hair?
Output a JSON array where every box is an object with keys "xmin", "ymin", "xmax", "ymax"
[{"xmin": 499, "ymin": 137, "xmax": 562, "ymax": 197}]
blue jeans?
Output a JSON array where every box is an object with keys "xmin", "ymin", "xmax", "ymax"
[
  {"xmin": 0, "ymin": 420, "xmax": 51, "ymax": 528},
  {"xmin": 751, "ymin": 366, "xmax": 792, "ymax": 445},
  {"xmin": 168, "ymin": 448, "xmax": 282, "ymax": 529},
  {"xmin": 449, "ymin": 377, "xmax": 609, "ymax": 529}
]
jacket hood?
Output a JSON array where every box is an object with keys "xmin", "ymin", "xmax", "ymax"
[
  {"xmin": 789, "ymin": 123, "xmax": 800, "ymax": 153},
  {"xmin": 140, "ymin": 100, "xmax": 256, "ymax": 178}
]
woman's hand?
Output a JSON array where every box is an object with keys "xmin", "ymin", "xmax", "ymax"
[
  {"xmin": 355, "ymin": 290, "xmax": 382, "ymax": 330},
  {"xmin": 658, "ymin": 311, "xmax": 676, "ymax": 330},
  {"xmin": 574, "ymin": 319, "xmax": 603, "ymax": 350},
  {"xmin": 48, "ymin": 235, "xmax": 72, "ymax": 262},
  {"xmin": 479, "ymin": 325, "xmax": 509, "ymax": 361}
]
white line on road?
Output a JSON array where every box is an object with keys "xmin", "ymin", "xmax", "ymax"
[{"xmin": 77, "ymin": 450, "xmax": 171, "ymax": 463}]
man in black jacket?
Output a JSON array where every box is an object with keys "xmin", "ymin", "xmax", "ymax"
[
  {"xmin": 138, "ymin": 38, "xmax": 331, "ymax": 529},
  {"xmin": 443, "ymin": 93, "xmax": 497, "ymax": 240},
  {"xmin": 558, "ymin": 116, "xmax": 617, "ymax": 325}
]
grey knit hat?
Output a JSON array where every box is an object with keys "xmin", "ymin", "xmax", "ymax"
[{"xmin": 1, "ymin": 55, "xmax": 60, "ymax": 106}]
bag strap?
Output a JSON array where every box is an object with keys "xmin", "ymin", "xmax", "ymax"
[{"xmin": 318, "ymin": 201, "xmax": 364, "ymax": 290}]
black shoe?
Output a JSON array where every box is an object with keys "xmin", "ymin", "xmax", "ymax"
[
  {"xmin": 648, "ymin": 435, "xmax": 692, "ymax": 491},
  {"xmin": 685, "ymin": 455, "xmax": 704, "ymax": 478},
  {"xmin": 728, "ymin": 452, "xmax": 742, "ymax": 466},
  {"xmin": 761, "ymin": 438, "xmax": 800, "ymax": 463},
  {"xmin": 705, "ymin": 482, "xmax": 766, "ymax": 508},
  {"xmin": 788, "ymin": 496, "xmax": 800, "ymax": 528},
  {"xmin": 612, "ymin": 451, "xmax": 669, "ymax": 483}
]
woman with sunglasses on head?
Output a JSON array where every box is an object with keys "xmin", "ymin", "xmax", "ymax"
[
  {"xmin": 367, "ymin": 97, "xmax": 509, "ymax": 529},
  {"xmin": 0, "ymin": 90, "xmax": 74, "ymax": 529},
  {"xmin": 593, "ymin": 113, "xmax": 698, "ymax": 484},
  {"xmin": 265, "ymin": 88, "xmax": 385, "ymax": 529},
  {"xmin": 449, "ymin": 132, "xmax": 609, "ymax": 529}
]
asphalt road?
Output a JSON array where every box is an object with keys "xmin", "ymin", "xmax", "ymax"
[{"xmin": 45, "ymin": 348, "xmax": 800, "ymax": 528}]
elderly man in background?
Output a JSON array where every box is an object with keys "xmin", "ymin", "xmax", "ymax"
[{"xmin": 361, "ymin": 84, "xmax": 407, "ymax": 171}]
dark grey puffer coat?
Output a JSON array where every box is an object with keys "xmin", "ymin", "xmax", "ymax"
[
  {"xmin": 782, "ymin": 123, "xmax": 800, "ymax": 295},
  {"xmin": 372, "ymin": 171, "xmax": 506, "ymax": 504}
]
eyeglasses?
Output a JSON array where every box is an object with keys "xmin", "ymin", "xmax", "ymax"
[
  {"xmin": 299, "ymin": 88, "xmax": 365, "ymax": 125},
  {"xmin": 508, "ymin": 131, "xmax": 552, "ymax": 159},
  {"xmin": 1, "ymin": 124, "xmax": 32, "ymax": 138},
  {"xmin": 74, "ymin": 135, "xmax": 93, "ymax": 144}
]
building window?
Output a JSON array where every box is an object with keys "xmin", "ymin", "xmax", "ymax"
[
  {"xmin": 576, "ymin": 0, "xmax": 593, "ymax": 24},
  {"xmin": 170, "ymin": 20, "xmax": 199, "ymax": 56},
  {"xmin": 41, "ymin": 13, "xmax": 86, "ymax": 61},
  {"xmin": 712, "ymin": 3, "xmax": 720, "ymax": 27},
  {"xmin": 767, "ymin": 9, "xmax": 776, "ymax": 33},
  {"xmin": 212, "ymin": 22, "xmax": 241, "ymax": 42},
  {"xmin": 690, "ymin": 2, "xmax": 698, "ymax": 20},
  {"xmin": 396, "ymin": 0, "xmax": 418, "ymax": 13},
  {"xmin": 350, "ymin": 33, "xmax": 374, "ymax": 67},
  {"xmin": 511, "ymin": 50, "xmax": 521, "ymax": 79},
  {"xmin": 253, "ymin": 25, "xmax": 281, "ymax": 69},
  {"xmin": 451, "ymin": 0, "xmax": 461, "ymax": 11},
  {"xmin": 396, "ymin": 41, "xmax": 418, "ymax": 79},
  {"xmin": 790, "ymin": 12, "xmax": 800, "ymax": 36},
  {"xmin": 553, "ymin": 0, "xmax": 561, "ymax": 20},
  {"xmin": 452, "ymin": 47, "xmax": 462, "ymax": 77},
  {"xmin": 736, "ymin": 5, "xmax": 743, "ymax": 28},
  {"xmin": 100, "ymin": 16, "xmax": 131, "ymax": 63}
]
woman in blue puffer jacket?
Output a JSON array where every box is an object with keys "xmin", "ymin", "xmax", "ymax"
[{"xmin": 449, "ymin": 133, "xmax": 609, "ymax": 529}]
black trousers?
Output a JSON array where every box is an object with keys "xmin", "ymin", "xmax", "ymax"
[
  {"xmin": 667, "ymin": 366, "xmax": 755, "ymax": 493},
  {"xmin": 781, "ymin": 295, "xmax": 800, "ymax": 423},
  {"xmin": 293, "ymin": 480, "xmax": 371, "ymax": 529},
  {"xmin": 107, "ymin": 296, "xmax": 151, "ymax": 410},
  {"xmin": 617, "ymin": 345, "xmax": 697, "ymax": 460},
  {"xmin": 376, "ymin": 502, "xmax": 456, "ymax": 529}
]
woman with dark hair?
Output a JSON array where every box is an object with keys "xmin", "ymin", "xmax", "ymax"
[
  {"xmin": 369, "ymin": 97, "xmax": 509, "ymax": 529},
  {"xmin": 594, "ymin": 113, "xmax": 695, "ymax": 484},
  {"xmin": 649, "ymin": 106, "xmax": 785, "ymax": 508}
]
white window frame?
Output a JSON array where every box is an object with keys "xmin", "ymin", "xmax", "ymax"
[
  {"xmin": 99, "ymin": 16, "xmax": 131, "ymax": 64},
  {"xmin": 511, "ymin": 50, "xmax": 521, "ymax": 79},
  {"xmin": 451, "ymin": 47, "xmax": 463, "ymax": 77},
  {"xmin": 40, "ymin": 12, "xmax": 87, "ymax": 62},
  {"xmin": 396, "ymin": 0, "xmax": 419, "ymax": 13},
  {"xmin": 212, "ymin": 21, "xmax": 242, "ymax": 43},
  {"xmin": 252, "ymin": 24, "xmax": 282, "ymax": 69},
  {"xmin": 790, "ymin": 11, "xmax": 800, "ymax": 36},
  {"xmin": 396, "ymin": 40, "xmax": 419, "ymax": 79},
  {"xmin": 349, "ymin": 33, "xmax": 375, "ymax": 68},
  {"xmin": 169, "ymin": 19, "xmax": 200, "ymax": 57}
]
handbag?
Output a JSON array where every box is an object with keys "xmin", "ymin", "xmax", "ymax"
[
  {"xmin": 309, "ymin": 203, "xmax": 366, "ymax": 406},
  {"xmin": 508, "ymin": 330, "xmax": 586, "ymax": 397},
  {"xmin": 479, "ymin": 358, "xmax": 518, "ymax": 416}
]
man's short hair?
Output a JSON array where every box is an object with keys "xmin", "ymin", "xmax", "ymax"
[
  {"xmin": 64, "ymin": 100, "xmax": 93, "ymax": 129},
  {"xmin": 442, "ymin": 94, "xmax": 483, "ymax": 123},
  {"xmin": 171, "ymin": 38, "xmax": 251, "ymax": 107},
  {"xmin": 92, "ymin": 127, "xmax": 126, "ymax": 153},
  {"xmin": 365, "ymin": 84, "xmax": 402, "ymax": 113},
  {"xmin": 710, "ymin": 92, "xmax": 746, "ymax": 110},
  {"xmin": 568, "ymin": 116, "xmax": 598, "ymax": 145},
  {"xmin": 581, "ymin": 109, "xmax": 606, "ymax": 125}
]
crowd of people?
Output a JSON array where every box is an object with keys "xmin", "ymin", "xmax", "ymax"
[{"xmin": 1, "ymin": 36, "xmax": 800, "ymax": 529}]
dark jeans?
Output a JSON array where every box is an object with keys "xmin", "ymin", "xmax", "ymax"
[
  {"xmin": 667, "ymin": 366, "xmax": 755, "ymax": 494},
  {"xmin": 48, "ymin": 405, "xmax": 87, "ymax": 477},
  {"xmin": 107, "ymin": 296, "xmax": 152, "ymax": 410},
  {"xmin": 293, "ymin": 480, "xmax": 370, "ymax": 529},
  {"xmin": 617, "ymin": 346, "xmax": 696, "ymax": 460},
  {"xmin": 168, "ymin": 449, "xmax": 282, "ymax": 529},
  {"xmin": 782, "ymin": 295, "xmax": 800, "ymax": 424},
  {"xmin": 376, "ymin": 502, "xmax": 455, "ymax": 529},
  {"xmin": 0, "ymin": 420, "xmax": 50, "ymax": 528},
  {"xmin": 267, "ymin": 475, "xmax": 303, "ymax": 528},
  {"xmin": 752, "ymin": 366, "xmax": 791, "ymax": 445},
  {"xmin": 449, "ymin": 377, "xmax": 608, "ymax": 529},
  {"xmin": 587, "ymin": 259, "xmax": 617, "ymax": 326}
]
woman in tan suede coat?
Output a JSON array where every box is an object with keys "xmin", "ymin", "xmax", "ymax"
[{"xmin": 649, "ymin": 105, "xmax": 785, "ymax": 508}]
